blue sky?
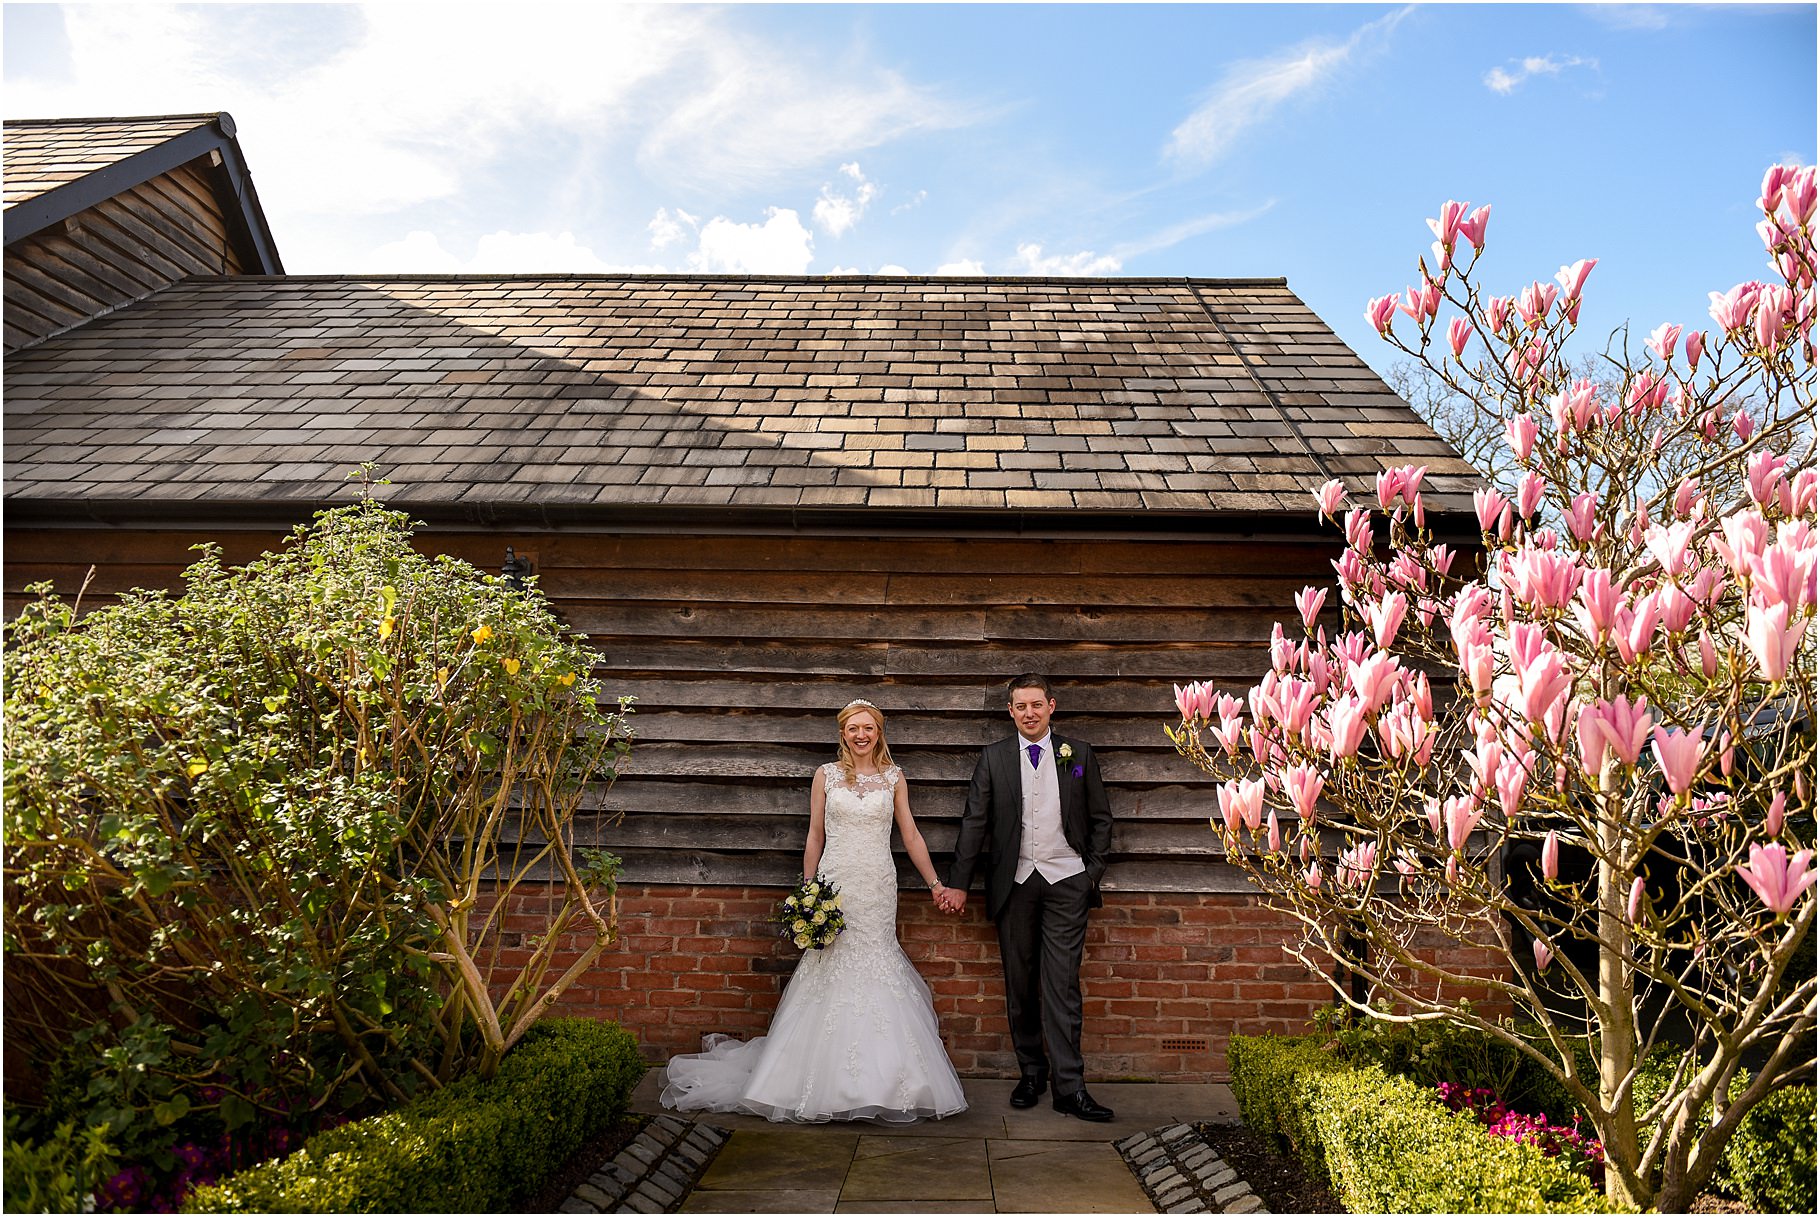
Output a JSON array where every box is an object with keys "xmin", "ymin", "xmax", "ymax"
[{"xmin": 4, "ymin": 2, "xmax": 1814, "ymax": 377}]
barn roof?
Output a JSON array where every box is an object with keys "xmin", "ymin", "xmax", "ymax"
[
  {"xmin": 3, "ymin": 272, "xmax": 1475, "ymax": 524},
  {"xmin": 2, "ymin": 113, "xmax": 282, "ymax": 274}
]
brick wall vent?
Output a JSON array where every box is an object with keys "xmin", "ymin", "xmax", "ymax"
[{"xmin": 1159, "ymin": 1037, "xmax": 1210, "ymax": 1053}]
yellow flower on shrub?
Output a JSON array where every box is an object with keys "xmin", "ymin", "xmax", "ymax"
[
  {"xmin": 472, "ymin": 625, "xmax": 492, "ymax": 644},
  {"xmin": 378, "ymin": 616, "xmax": 395, "ymax": 639},
  {"xmin": 558, "ymin": 672, "xmax": 576, "ymax": 687},
  {"xmin": 502, "ymin": 657, "xmax": 521, "ymax": 675}
]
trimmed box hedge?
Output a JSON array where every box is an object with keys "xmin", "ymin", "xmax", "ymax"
[
  {"xmin": 184, "ymin": 1018, "xmax": 644, "ymax": 1213},
  {"xmin": 1228, "ymin": 1033, "xmax": 1613, "ymax": 1213}
]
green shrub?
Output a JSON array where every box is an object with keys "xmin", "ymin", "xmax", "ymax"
[
  {"xmin": 4, "ymin": 498, "xmax": 633, "ymax": 1150},
  {"xmin": 184, "ymin": 1019, "xmax": 644, "ymax": 1214},
  {"xmin": 1722, "ymin": 1083, "xmax": 1816, "ymax": 1214},
  {"xmin": 1229, "ymin": 1033, "xmax": 1613, "ymax": 1213},
  {"xmin": 2, "ymin": 1114, "xmax": 118, "ymax": 1214}
]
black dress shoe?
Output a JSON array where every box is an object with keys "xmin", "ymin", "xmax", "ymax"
[
  {"xmin": 1009, "ymin": 1075, "xmax": 1048, "ymax": 1108},
  {"xmin": 1052, "ymin": 1088, "xmax": 1115, "ymax": 1122}
]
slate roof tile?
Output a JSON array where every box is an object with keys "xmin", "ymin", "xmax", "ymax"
[{"xmin": 4, "ymin": 274, "xmax": 1477, "ymax": 517}]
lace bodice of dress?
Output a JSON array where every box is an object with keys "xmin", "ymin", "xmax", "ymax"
[{"xmin": 818, "ymin": 763, "xmax": 899, "ymax": 946}]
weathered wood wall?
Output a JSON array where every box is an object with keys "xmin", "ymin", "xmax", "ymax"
[
  {"xmin": 3, "ymin": 521, "xmax": 1340, "ymax": 893},
  {"xmin": 4, "ymin": 159, "xmax": 246, "ymax": 352}
]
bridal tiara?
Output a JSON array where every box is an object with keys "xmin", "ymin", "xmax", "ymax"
[{"xmin": 843, "ymin": 698, "xmax": 881, "ymax": 713}]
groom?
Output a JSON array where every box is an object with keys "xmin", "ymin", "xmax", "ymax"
[{"xmin": 940, "ymin": 674, "xmax": 1115, "ymax": 1122}]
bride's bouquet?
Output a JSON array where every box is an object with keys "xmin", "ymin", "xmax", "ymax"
[{"xmin": 776, "ymin": 875, "xmax": 845, "ymax": 950}]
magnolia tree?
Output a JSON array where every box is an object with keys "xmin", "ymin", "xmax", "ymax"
[{"xmin": 1170, "ymin": 166, "xmax": 1816, "ymax": 1211}]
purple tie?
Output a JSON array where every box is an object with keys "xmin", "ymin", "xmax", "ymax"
[{"xmin": 1027, "ymin": 743, "xmax": 1043, "ymax": 769}]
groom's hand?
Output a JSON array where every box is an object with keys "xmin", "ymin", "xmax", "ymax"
[{"xmin": 942, "ymin": 889, "xmax": 966, "ymax": 914}]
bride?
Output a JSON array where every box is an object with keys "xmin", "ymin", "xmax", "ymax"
[{"xmin": 660, "ymin": 699, "xmax": 968, "ymax": 1123}]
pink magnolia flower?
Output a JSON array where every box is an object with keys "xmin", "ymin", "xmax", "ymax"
[
  {"xmin": 1650, "ymin": 727, "xmax": 1705, "ymax": 795},
  {"xmin": 1574, "ymin": 567, "xmax": 1621, "ymax": 642},
  {"xmin": 1746, "ymin": 450, "xmax": 1789, "ymax": 513},
  {"xmin": 1294, "ymin": 585, "xmax": 1328, "ymax": 633},
  {"xmin": 1795, "ymin": 470, "xmax": 1820, "ymax": 517},
  {"xmin": 1516, "ymin": 471, "xmax": 1547, "ymax": 520},
  {"xmin": 1458, "ymin": 204, "xmax": 1491, "ymax": 250},
  {"xmin": 1505, "ymin": 414, "xmax": 1539, "ymax": 464},
  {"xmin": 1755, "ymin": 285, "xmax": 1792, "ymax": 350},
  {"xmin": 1516, "ymin": 647, "xmax": 1574, "ymax": 726},
  {"xmin": 1211, "ymin": 716, "xmax": 1245, "ymax": 756},
  {"xmin": 1305, "ymin": 862, "xmax": 1323, "ymax": 891},
  {"xmin": 1629, "ymin": 876, "xmax": 1648, "ymax": 925},
  {"xmin": 1684, "ymin": 329, "xmax": 1706, "ymax": 370},
  {"xmin": 1493, "ymin": 757, "xmax": 1528, "ymax": 820},
  {"xmin": 1738, "ymin": 843, "xmax": 1817, "ymax": 917},
  {"xmin": 1742, "ymin": 601, "xmax": 1807, "ymax": 681},
  {"xmin": 1556, "ymin": 258, "xmax": 1597, "ymax": 301},
  {"xmin": 1445, "ymin": 795, "xmax": 1483, "ymax": 851},
  {"xmin": 1281, "ymin": 765, "xmax": 1324, "ymax": 825},
  {"xmin": 1423, "ymin": 797, "xmax": 1443, "ymax": 839},
  {"xmin": 1532, "ymin": 938, "xmax": 1552, "ymax": 972},
  {"xmin": 1399, "ymin": 281, "xmax": 1442, "ymax": 323},
  {"xmin": 1367, "ymin": 591, "xmax": 1409, "ymax": 649},
  {"xmin": 1576, "ymin": 695, "xmax": 1655, "ymax": 777},
  {"xmin": 1656, "ymin": 583, "xmax": 1696, "ymax": 636},
  {"xmin": 1474, "ymin": 488, "xmax": 1510, "ymax": 534},
  {"xmin": 1645, "ymin": 520, "xmax": 1698, "ymax": 577},
  {"xmin": 1232, "ymin": 777, "xmax": 1266, "ymax": 831},
  {"xmin": 1338, "ymin": 840, "xmax": 1378, "ymax": 889},
  {"xmin": 1647, "ymin": 322, "xmax": 1683, "ymax": 362},
  {"xmin": 1365, "ymin": 294, "xmax": 1400, "ymax": 334},
  {"xmin": 1485, "ymin": 294, "xmax": 1512, "ymax": 333},
  {"xmin": 1766, "ymin": 791, "xmax": 1788, "ymax": 838},
  {"xmin": 1698, "ymin": 629, "xmax": 1720, "ymax": 679},
  {"xmin": 1761, "ymin": 163, "xmax": 1792, "ymax": 213},
  {"xmin": 1732, "ymin": 408, "xmax": 1756, "ymax": 443},
  {"xmin": 1708, "ymin": 281, "xmax": 1762, "ymax": 332},
  {"xmin": 1541, "ymin": 830, "xmax": 1560, "ymax": 882},
  {"xmin": 1327, "ymin": 696, "xmax": 1370, "ymax": 760},
  {"xmin": 1447, "ymin": 316, "xmax": 1473, "ymax": 359},
  {"xmin": 1565, "ymin": 493, "xmax": 1599, "ymax": 543},
  {"xmin": 1313, "ymin": 478, "xmax": 1347, "ymax": 517},
  {"xmin": 1428, "ymin": 200, "xmax": 1469, "ymax": 248},
  {"xmin": 1348, "ymin": 650, "xmax": 1402, "ymax": 713},
  {"xmin": 1516, "ymin": 280, "xmax": 1558, "ymax": 327}
]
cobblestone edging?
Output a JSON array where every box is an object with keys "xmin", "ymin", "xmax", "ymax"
[
  {"xmin": 560, "ymin": 1114, "xmax": 731, "ymax": 1214},
  {"xmin": 1116, "ymin": 1123, "xmax": 1268, "ymax": 1214}
]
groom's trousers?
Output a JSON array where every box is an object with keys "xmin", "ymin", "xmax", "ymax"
[{"xmin": 997, "ymin": 869, "xmax": 1093, "ymax": 1094}]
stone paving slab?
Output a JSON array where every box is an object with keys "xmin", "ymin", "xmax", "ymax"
[
  {"xmin": 691, "ymin": 1129, "xmax": 859, "ymax": 1194},
  {"xmin": 985, "ymin": 1139, "xmax": 1153, "ymax": 1213},
  {"xmin": 841, "ymin": 1135, "xmax": 991, "ymax": 1203},
  {"xmin": 679, "ymin": 1186, "xmax": 842, "ymax": 1213}
]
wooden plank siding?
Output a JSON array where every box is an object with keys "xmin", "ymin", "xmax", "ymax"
[
  {"xmin": 3, "ymin": 523, "xmax": 1342, "ymax": 895},
  {"xmin": 4, "ymin": 159, "xmax": 246, "ymax": 353}
]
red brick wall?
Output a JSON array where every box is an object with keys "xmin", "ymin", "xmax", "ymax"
[{"xmin": 517, "ymin": 885, "xmax": 1368, "ymax": 1083}]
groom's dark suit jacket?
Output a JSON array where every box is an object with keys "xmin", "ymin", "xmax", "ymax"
[{"xmin": 947, "ymin": 732, "xmax": 1115, "ymax": 920}]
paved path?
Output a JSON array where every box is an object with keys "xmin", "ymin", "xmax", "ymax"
[{"xmin": 590, "ymin": 1073, "xmax": 1243, "ymax": 1213}]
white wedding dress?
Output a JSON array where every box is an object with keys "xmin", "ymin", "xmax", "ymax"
[{"xmin": 660, "ymin": 764, "xmax": 968, "ymax": 1123}]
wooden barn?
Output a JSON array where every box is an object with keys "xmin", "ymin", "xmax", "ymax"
[{"xmin": 4, "ymin": 114, "xmax": 1485, "ymax": 1081}]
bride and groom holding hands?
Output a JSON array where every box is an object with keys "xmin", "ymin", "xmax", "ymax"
[{"xmin": 661, "ymin": 674, "xmax": 1117, "ymax": 1125}]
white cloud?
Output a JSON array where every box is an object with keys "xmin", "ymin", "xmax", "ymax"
[
  {"xmin": 1111, "ymin": 203, "xmax": 1277, "ymax": 261},
  {"xmin": 647, "ymin": 207, "xmax": 699, "ymax": 250},
  {"xmin": 1483, "ymin": 54, "xmax": 1600, "ymax": 95},
  {"xmin": 1012, "ymin": 243, "xmax": 1122, "ymax": 277},
  {"xmin": 876, "ymin": 263, "xmax": 909, "ymax": 275},
  {"xmin": 1165, "ymin": 6, "xmax": 1410, "ymax": 172},
  {"xmin": 892, "ymin": 190, "xmax": 929, "ymax": 215},
  {"xmin": 687, "ymin": 208, "xmax": 815, "ymax": 274},
  {"xmin": 812, "ymin": 162, "xmax": 881, "ymax": 237},
  {"xmin": 935, "ymin": 259, "xmax": 987, "ymax": 275},
  {"xmin": 1580, "ymin": 5, "xmax": 1671, "ymax": 32},
  {"xmin": 365, "ymin": 229, "xmax": 653, "ymax": 274},
  {"xmin": 636, "ymin": 47, "xmax": 975, "ymax": 192}
]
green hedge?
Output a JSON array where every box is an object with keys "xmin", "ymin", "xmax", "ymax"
[
  {"xmin": 1228, "ymin": 1033, "xmax": 1613, "ymax": 1213},
  {"xmin": 184, "ymin": 1019, "xmax": 644, "ymax": 1213},
  {"xmin": 1722, "ymin": 1082, "xmax": 1816, "ymax": 1214}
]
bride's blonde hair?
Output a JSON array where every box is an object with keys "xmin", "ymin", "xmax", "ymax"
[{"xmin": 835, "ymin": 699, "xmax": 894, "ymax": 785}]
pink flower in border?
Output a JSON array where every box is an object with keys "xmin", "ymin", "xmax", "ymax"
[
  {"xmin": 1709, "ymin": 282, "xmax": 1761, "ymax": 333},
  {"xmin": 1542, "ymin": 830, "xmax": 1560, "ymax": 882},
  {"xmin": 1485, "ymin": 294, "xmax": 1512, "ymax": 333},
  {"xmin": 1565, "ymin": 492, "xmax": 1599, "ymax": 543},
  {"xmin": 1367, "ymin": 591, "xmax": 1409, "ymax": 649},
  {"xmin": 1505, "ymin": 414, "xmax": 1540, "ymax": 464},
  {"xmin": 1574, "ymin": 567, "xmax": 1621, "ymax": 643},
  {"xmin": 1516, "ymin": 471, "xmax": 1547, "ymax": 519},
  {"xmin": 1295, "ymin": 585, "xmax": 1328, "ymax": 633},
  {"xmin": 1575, "ymin": 695, "xmax": 1655, "ymax": 777},
  {"xmin": 1684, "ymin": 329, "xmax": 1706, "ymax": 370},
  {"xmin": 1445, "ymin": 795, "xmax": 1483, "ymax": 851},
  {"xmin": 1458, "ymin": 204, "xmax": 1491, "ymax": 250},
  {"xmin": 1283, "ymin": 764, "xmax": 1325, "ymax": 824},
  {"xmin": 1737, "ymin": 843, "xmax": 1817, "ymax": 917},
  {"xmin": 1327, "ymin": 696, "xmax": 1370, "ymax": 760},
  {"xmin": 1516, "ymin": 647, "xmax": 1573, "ymax": 726},
  {"xmin": 1267, "ymin": 810, "xmax": 1282, "ymax": 853},
  {"xmin": 1556, "ymin": 258, "xmax": 1597, "ymax": 301},
  {"xmin": 1532, "ymin": 938, "xmax": 1552, "ymax": 971},
  {"xmin": 1365, "ymin": 293, "xmax": 1400, "ymax": 334}
]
